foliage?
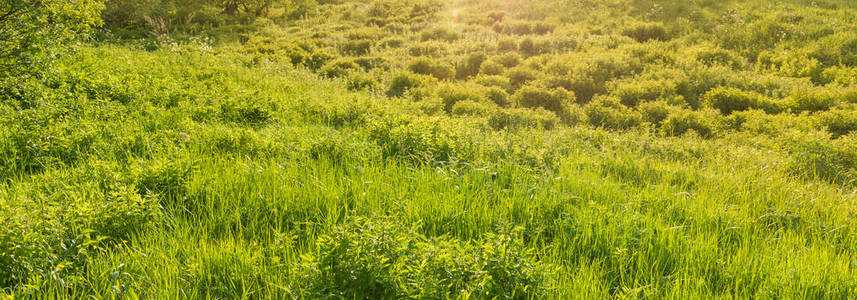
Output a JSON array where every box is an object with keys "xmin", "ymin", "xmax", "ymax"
[{"xmin": 0, "ymin": 0, "xmax": 103, "ymax": 77}]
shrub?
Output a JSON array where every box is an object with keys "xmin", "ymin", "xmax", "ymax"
[
  {"xmin": 387, "ymin": 72, "xmax": 424, "ymax": 98},
  {"xmin": 292, "ymin": 218, "xmax": 549, "ymax": 299},
  {"xmin": 703, "ymin": 87, "xmax": 784, "ymax": 115},
  {"xmin": 512, "ymin": 85, "xmax": 574, "ymax": 116},
  {"xmin": 497, "ymin": 37, "xmax": 518, "ymax": 52},
  {"xmin": 408, "ymin": 57, "xmax": 455, "ymax": 80},
  {"xmin": 474, "ymin": 75, "xmax": 512, "ymax": 91},
  {"xmin": 519, "ymin": 37, "xmax": 537, "ymax": 57},
  {"xmin": 479, "ymin": 61, "xmax": 505, "ymax": 76},
  {"xmin": 346, "ymin": 73, "xmax": 377, "ymax": 91},
  {"xmin": 622, "ymin": 22, "xmax": 670, "ymax": 43},
  {"xmin": 788, "ymin": 88, "xmax": 837, "ymax": 113},
  {"xmin": 420, "ymin": 27, "xmax": 461, "ymax": 41},
  {"xmin": 488, "ymin": 107, "xmax": 560, "ymax": 130},
  {"xmin": 661, "ymin": 109, "xmax": 715, "ymax": 138},
  {"xmin": 584, "ymin": 96, "xmax": 642, "ymax": 130},
  {"xmin": 608, "ymin": 78, "xmax": 678, "ymax": 107},
  {"xmin": 455, "ymin": 52, "xmax": 486, "ymax": 80},
  {"xmin": 379, "ymin": 37, "xmax": 405, "ymax": 48},
  {"xmin": 506, "ymin": 67, "xmax": 538, "ymax": 91},
  {"xmin": 1, "ymin": 0, "xmax": 103, "ymax": 76},
  {"xmin": 319, "ymin": 59, "xmax": 360, "ymax": 78},
  {"xmin": 451, "ymin": 100, "xmax": 496, "ymax": 117},
  {"xmin": 756, "ymin": 50, "xmax": 824, "ymax": 82},
  {"xmin": 491, "ymin": 52, "xmax": 523, "ymax": 68},
  {"xmin": 818, "ymin": 110, "xmax": 857, "ymax": 138},
  {"xmin": 532, "ymin": 22, "xmax": 556, "ymax": 35},
  {"xmin": 485, "ymin": 86, "xmax": 509, "ymax": 107},
  {"xmin": 340, "ymin": 39, "xmax": 372, "ymax": 55},
  {"xmin": 437, "ymin": 83, "xmax": 487, "ymax": 111},
  {"xmin": 408, "ymin": 42, "xmax": 447, "ymax": 57},
  {"xmin": 639, "ymin": 100, "xmax": 673, "ymax": 125},
  {"xmin": 692, "ymin": 45, "xmax": 745, "ymax": 69}
]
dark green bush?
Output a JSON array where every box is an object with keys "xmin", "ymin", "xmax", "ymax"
[
  {"xmin": 622, "ymin": 22, "xmax": 670, "ymax": 43},
  {"xmin": 506, "ymin": 67, "xmax": 538, "ymax": 91},
  {"xmin": 387, "ymin": 72, "xmax": 424, "ymax": 98},
  {"xmin": 485, "ymin": 86, "xmax": 510, "ymax": 107},
  {"xmin": 408, "ymin": 57, "xmax": 455, "ymax": 80},
  {"xmin": 455, "ymin": 52, "xmax": 486, "ymax": 80},
  {"xmin": 319, "ymin": 59, "xmax": 360, "ymax": 78},
  {"xmin": 703, "ymin": 87, "xmax": 784, "ymax": 115},
  {"xmin": 512, "ymin": 85, "xmax": 573, "ymax": 117}
]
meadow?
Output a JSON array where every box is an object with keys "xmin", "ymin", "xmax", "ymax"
[{"xmin": 2, "ymin": 0, "xmax": 857, "ymax": 298}]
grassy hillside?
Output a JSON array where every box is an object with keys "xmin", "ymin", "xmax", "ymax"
[{"xmin": 3, "ymin": 0, "xmax": 857, "ymax": 298}]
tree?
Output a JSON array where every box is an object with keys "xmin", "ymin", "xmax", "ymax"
[{"xmin": 0, "ymin": 0, "xmax": 103, "ymax": 77}]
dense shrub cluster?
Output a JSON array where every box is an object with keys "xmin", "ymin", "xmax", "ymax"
[{"xmin": 292, "ymin": 218, "xmax": 550, "ymax": 299}]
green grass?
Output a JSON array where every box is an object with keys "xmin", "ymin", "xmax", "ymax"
[{"xmin": 3, "ymin": 0, "xmax": 857, "ymax": 298}]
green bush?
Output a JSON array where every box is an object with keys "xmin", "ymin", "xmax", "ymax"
[
  {"xmin": 340, "ymin": 39, "xmax": 373, "ymax": 55},
  {"xmin": 451, "ymin": 100, "xmax": 496, "ymax": 117},
  {"xmin": 691, "ymin": 45, "xmax": 745, "ymax": 69},
  {"xmin": 408, "ymin": 57, "xmax": 455, "ymax": 80},
  {"xmin": 788, "ymin": 88, "xmax": 837, "ymax": 113},
  {"xmin": 319, "ymin": 59, "xmax": 360, "ymax": 78},
  {"xmin": 490, "ymin": 52, "xmax": 523, "ymax": 68},
  {"xmin": 474, "ymin": 75, "xmax": 512, "ymax": 91},
  {"xmin": 661, "ymin": 109, "xmax": 716, "ymax": 138},
  {"xmin": 387, "ymin": 72, "xmax": 425, "ymax": 98},
  {"xmin": 1, "ymin": 0, "xmax": 103, "ymax": 76},
  {"xmin": 817, "ymin": 110, "xmax": 857, "ymax": 138},
  {"xmin": 584, "ymin": 96, "xmax": 642, "ymax": 130},
  {"xmin": 608, "ymin": 78, "xmax": 678, "ymax": 107},
  {"xmin": 757, "ymin": 50, "xmax": 824, "ymax": 82},
  {"xmin": 488, "ymin": 107, "xmax": 560, "ymax": 130},
  {"xmin": 787, "ymin": 134, "xmax": 857, "ymax": 187},
  {"xmin": 408, "ymin": 42, "xmax": 447, "ymax": 57},
  {"xmin": 437, "ymin": 83, "xmax": 487, "ymax": 111},
  {"xmin": 622, "ymin": 22, "xmax": 670, "ymax": 43},
  {"xmin": 420, "ymin": 27, "xmax": 461, "ymax": 41},
  {"xmin": 512, "ymin": 85, "xmax": 574, "ymax": 117},
  {"xmin": 479, "ymin": 61, "xmax": 506, "ymax": 76},
  {"xmin": 506, "ymin": 67, "xmax": 538, "ymax": 91},
  {"xmin": 485, "ymin": 86, "xmax": 510, "ymax": 107},
  {"xmin": 639, "ymin": 100, "xmax": 673, "ymax": 125},
  {"xmin": 703, "ymin": 87, "xmax": 784, "ymax": 115},
  {"xmin": 497, "ymin": 37, "xmax": 518, "ymax": 52},
  {"xmin": 292, "ymin": 218, "xmax": 549, "ymax": 299},
  {"xmin": 455, "ymin": 52, "xmax": 486, "ymax": 80}
]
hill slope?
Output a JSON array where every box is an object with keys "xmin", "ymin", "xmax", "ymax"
[{"xmin": 2, "ymin": 0, "xmax": 857, "ymax": 298}]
